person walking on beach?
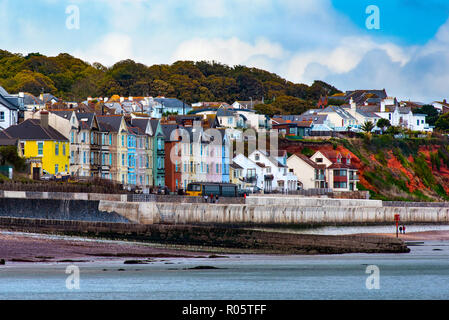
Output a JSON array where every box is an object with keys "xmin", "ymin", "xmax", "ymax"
[
  {"xmin": 215, "ymin": 195, "xmax": 219, "ymax": 204},
  {"xmin": 399, "ymin": 226, "xmax": 403, "ymax": 234},
  {"xmin": 210, "ymin": 194, "xmax": 213, "ymax": 203},
  {"xmin": 204, "ymin": 195, "xmax": 208, "ymax": 203},
  {"xmin": 403, "ymin": 225, "xmax": 406, "ymax": 234}
]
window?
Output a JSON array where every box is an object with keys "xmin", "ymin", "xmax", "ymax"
[
  {"xmin": 216, "ymin": 163, "xmax": 220, "ymax": 173},
  {"xmin": 65, "ymin": 165, "xmax": 68, "ymax": 172},
  {"xmin": 333, "ymin": 182, "xmax": 347, "ymax": 189},
  {"xmin": 71, "ymin": 131, "xmax": 74, "ymax": 143},
  {"xmin": 91, "ymin": 133, "xmax": 94, "ymax": 144},
  {"xmin": 417, "ymin": 119, "xmax": 420, "ymax": 126},
  {"xmin": 122, "ymin": 135, "xmax": 125, "ymax": 147},
  {"xmin": 37, "ymin": 142, "xmax": 44, "ymax": 156},
  {"xmin": 55, "ymin": 164, "xmax": 59, "ymax": 174},
  {"xmin": 0, "ymin": 111, "xmax": 4, "ymax": 122},
  {"xmin": 255, "ymin": 154, "xmax": 260, "ymax": 161},
  {"xmin": 62, "ymin": 144, "xmax": 66, "ymax": 156},
  {"xmin": 91, "ymin": 152, "xmax": 94, "ymax": 164},
  {"xmin": 82, "ymin": 132, "xmax": 86, "ymax": 142},
  {"xmin": 122, "ymin": 154, "xmax": 125, "ymax": 166},
  {"xmin": 110, "ymin": 154, "xmax": 112, "ymax": 165},
  {"xmin": 20, "ymin": 142, "xmax": 25, "ymax": 155},
  {"xmin": 83, "ymin": 151, "xmax": 87, "ymax": 164},
  {"xmin": 175, "ymin": 160, "xmax": 178, "ymax": 172},
  {"xmin": 55, "ymin": 143, "xmax": 59, "ymax": 156},
  {"xmin": 316, "ymin": 158, "xmax": 323, "ymax": 163}
]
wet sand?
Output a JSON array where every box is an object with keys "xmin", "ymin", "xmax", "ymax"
[
  {"xmin": 356, "ymin": 230, "xmax": 449, "ymax": 241},
  {"xmin": 0, "ymin": 231, "xmax": 214, "ymax": 263}
]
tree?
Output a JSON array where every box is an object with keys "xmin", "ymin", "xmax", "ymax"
[
  {"xmin": 413, "ymin": 105, "xmax": 439, "ymax": 126},
  {"xmin": 376, "ymin": 118, "xmax": 391, "ymax": 132},
  {"xmin": 0, "ymin": 146, "xmax": 27, "ymax": 171},
  {"xmin": 361, "ymin": 120, "xmax": 375, "ymax": 133},
  {"xmin": 435, "ymin": 113, "xmax": 449, "ymax": 132}
]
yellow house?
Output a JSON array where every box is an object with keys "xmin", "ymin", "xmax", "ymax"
[{"xmin": 1, "ymin": 113, "xmax": 69, "ymax": 178}]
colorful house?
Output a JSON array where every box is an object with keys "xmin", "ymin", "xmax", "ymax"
[
  {"xmin": 0, "ymin": 113, "xmax": 69, "ymax": 178},
  {"xmin": 149, "ymin": 119, "xmax": 165, "ymax": 187},
  {"xmin": 162, "ymin": 124, "xmax": 182, "ymax": 192}
]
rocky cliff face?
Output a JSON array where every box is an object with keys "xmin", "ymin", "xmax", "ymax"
[{"xmin": 281, "ymin": 136, "xmax": 449, "ymax": 202}]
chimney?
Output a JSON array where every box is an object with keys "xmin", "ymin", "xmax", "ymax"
[
  {"xmin": 41, "ymin": 111, "xmax": 49, "ymax": 129},
  {"xmin": 129, "ymin": 96, "xmax": 133, "ymax": 101},
  {"xmin": 19, "ymin": 92, "xmax": 25, "ymax": 98},
  {"xmin": 444, "ymin": 99, "xmax": 447, "ymax": 104},
  {"xmin": 120, "ymin": 97, "xmax": 125, "ymax": 103},
  {"xmin": 380, "ymin": 100, "xmax": 386, "ymax": 113},
  {"xmin": 350, "ymin": 97, "xmax": 356, "ymax": 111}
]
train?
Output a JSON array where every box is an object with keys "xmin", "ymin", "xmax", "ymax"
[{"xmin": 186, "ymin": 182, "xmax": 239, "ymax": 197}]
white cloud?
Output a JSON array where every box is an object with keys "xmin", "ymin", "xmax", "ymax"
[
  {"xmin": 74, "ymin": 33, "xmax": 134, "ymax": 66},
  {"xmin": 172, "ymin": 37, "xmax": 286, "ymax": 66}
]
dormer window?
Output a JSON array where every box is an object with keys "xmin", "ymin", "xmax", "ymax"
[
  {"xmin": 255, "ymin": 154, "xmax": 260, "ymax": 161},
  {"xmin": 316, "ymin": 158, "xmax": 323, "ymax": 163}
]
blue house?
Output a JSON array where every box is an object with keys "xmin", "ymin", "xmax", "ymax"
[
  {"xmin": 150, "ymin": 98, "xmax": 192, "ymax": 118},
  {"xmin": 218, "ymin": 129, "xmax": 230, "ymax": 183},
  {"xmin": 126, "ymin": 127, "xmax": 137, "ymax": 186}
]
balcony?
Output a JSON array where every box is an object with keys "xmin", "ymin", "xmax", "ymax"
[
  {"xmin": 349, "ymin": 173, "xmax": 359, "ymax": 181},
  {"xmin": 241, "ymin": 176, "xmax": 257, "ymax": 183},
  {"xmin": 315, "ymin": 174, "xmax": 325, "ymax": 181}
]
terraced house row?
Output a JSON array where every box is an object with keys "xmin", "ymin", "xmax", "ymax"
[{"xmin": 0, "ymin": 109, "xmax": 233, "ymax": 192}]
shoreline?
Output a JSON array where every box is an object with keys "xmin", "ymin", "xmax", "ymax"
[{"xmin": 0, "ymin": 227, "xmax": 435, "ymax": 265}]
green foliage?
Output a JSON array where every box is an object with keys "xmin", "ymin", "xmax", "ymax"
[
  {"xmin": 361, "ymin": 120, "xmax": 375, "ymax": 133},
  {"xmin": 413, "ymin": 153, "xmax": 435, "ymax": 188},
  {"xmin": 0, "ymin": 146, "xmax": 27, "ymax": 172},
  {"xmin": 435, "ymin": 184, "xmax": 449, "ymax": 200},
  {"xmin": 376, "ymin": 118, "xmax": 391, "ymax": 131},
  {"xmin": 0, "ymin": 50, "xmax": 341, "ymax": 106},
  {"xmin": 301, "ymin": 147, "xmax": 315, "ymax": 157},
  {"xmin": 435, "ymin": 112, "xmax": 449, "ymax": 132},
  {"xmin": 374, "ymin": 150, "xmax": 387, "ymax": 166},
  {"xmin": 413, "ymin": 105, "xmax": 439, "ymax": 126}
]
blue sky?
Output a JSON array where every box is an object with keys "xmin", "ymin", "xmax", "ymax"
[{"xmin": 1, "ymin": 0, "xmax": 449, "ymax": 102}]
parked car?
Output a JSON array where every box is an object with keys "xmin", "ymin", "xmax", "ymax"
[{"xmin": 40, "ymin": 174, "xmax": 55, "ymax": 181}]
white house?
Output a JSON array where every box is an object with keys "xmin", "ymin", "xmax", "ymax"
[
  {"xmin": 0, "ymin": 86, "xmax": 20, "ymax": 130},
  {"xmin": 247, "ymin": 149, "xmax": 298, "ymax": 192},
  {"xmin": 376, "ymin": 98, "xmax": 432, "ymax": 132}
]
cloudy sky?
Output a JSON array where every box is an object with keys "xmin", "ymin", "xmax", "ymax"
[{"xmin": 1, "ymin": 0, "xmax": 449, "ymax": 102}]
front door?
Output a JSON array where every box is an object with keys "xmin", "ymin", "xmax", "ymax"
[{"xmin": 32, "ymin": 167, "xmax": 40, "ymax": 180}]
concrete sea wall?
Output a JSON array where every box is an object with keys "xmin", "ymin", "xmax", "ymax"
[{"xmin": 0, "ymin": 191, "xmax": 448, "ymax": 226}]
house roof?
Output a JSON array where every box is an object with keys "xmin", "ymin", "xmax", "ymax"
[
  {"xmin": 2, "ymin": 119, "xmax": 68, "ymax": 141},
  {"xmin": 230, "ymin": 163, "xmax": 243, "ymax": 170},
  {"xmin": 0, "ymin": 86, "xmax": 18, "ymax": 110},
  {"xmin": 154, "ymin": 98, "xmax": 191, "ymax": 111},
  {"xmin": 294, "ymin": 154, "xmax": 326, "ymax": 169},
  {"xmin": 51, "ymin": 110, "xmax": 73, "ymax": 120},
  {"xmin": 75, "ymin": 112, "xmax": 96, "ymax": 130},
  {"xmin": 130, "ymin": 118, "xmax": 150, "ymax": 133},
  {"xmin": 216, "ymin": 108, "xmax": 235, "ymax": 117},
  {"xmin": 161, "ymin": 124, "xmax": 180, "ymax": 142},
  {"xmin": 321, "ymin": 105, "xmax": 357, "ymax": 120},
  {"xmin": 96, "ymin": 115, "xmax": 123, "ymax": 132}
]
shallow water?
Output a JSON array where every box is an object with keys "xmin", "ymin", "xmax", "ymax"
[
  {"xmin": 1, "ymin": 241, "xmax": 448, "ymax": 300},
  {"xmin": 255, "ymin": 224, "xmax": 449, "ymax": 235}
]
